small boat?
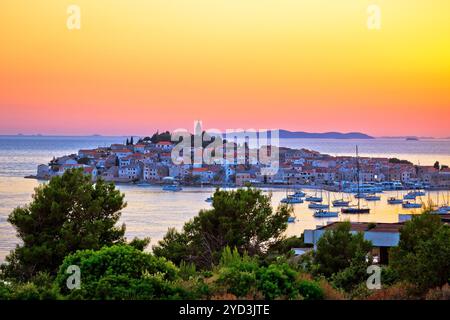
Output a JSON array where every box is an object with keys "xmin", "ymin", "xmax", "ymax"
[
  {"xmin": 354, "ymin": 193, "xmax": 367, "ymax": 199},
  {"xmin": 403, "ymin": 192, "xmax": 417, "ymax": 200},
  {"xmin": 205, "ymin": 197, "xmax": 213, "ymax": 203},
  {"xmin": 332, "ymin": 199, "xmax": 350, "ymax": 207},
  {"xmin": 308, "ymin": 203, "xmax": 329, "ymax": 209},
  {"xmin": 387, "ymin": 197, "xmax": 403, "ymax": 205},
  {"xmin": 341, "ymin": 207, "xmax": 370, "ymax": 214},
  {"xmin": 287, "ymin": 216, "xmax": 296, "ymax": 223},
  {"xmin": 412, "ymin": 190, "xmax": 426, "ymax": 197},
  {"xmin": 162, "ymin": 184, "xmax": 182, "ymax": 192},
  {"xmin": 439, "ymin": 205, "xmax": 450, "ymax": 212},
  {"xmin": 281, "ymin": 196, "xmax": 303, "ymax": 204},
  {"xmin": 365, "ymin": 194, "xmax": 381, "ymax": 201},
  {"xmin": 402, "ymin": 201, "xmax": 422, "ymax": 209},
  {"xmin": 432, "ymin": 208, "xmax": 449, "ymax": 215},
  {"xmin": 314, "ymin": 210, "xmax": 339, "ymax": 218},
  {"xmin": 293, "ymin": 191, "xmax": 306, "ymax": 198},
  {"xmin": 305, "ymin": 196, "xmax": 323, "ymax": 202}
]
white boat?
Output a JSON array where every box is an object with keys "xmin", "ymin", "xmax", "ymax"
[
  {"xmin": 432, "ymin": 207, "xmax": 449, "ymax": 215},
  {"xmin": 365, "ymin": 194, "xmax": 381, "ymax": 201},
  {"xmin": 281, "ymin": 196, "xmax": 303, "ymax": 204},
  {"xmin": 332, "ymin": 199, "xmax": 350, "ymax": 207},
  {"xmin": 354, "ymin": 193, "xmax": 367, "ymax": 199},
  {"xmin": 308, "ymin": 203, "xmax": 329, "ymax": 209},
  {"xmin": 293, "ymin": 190, "xmax": 306, "ymax": 198},
  {"xmin": 412, "ymin": 190, "xmax": 426, "ymax": 197},
  {"xmin": 162, "ymin": 184, "xmax": 182, "ymax": 192},
  {"xmin": 305, "ymin": 195, "xmax": 323, "ymax": 202},
  {"xmin": 403, "ymin": 192, "xmax": 417, "ymax": 200},
  {"xmin": 402, "ymin": 201, "xmax": 422, "ymax": 209},
  {"xmin": 205, "ymin": 197, "xmax": 213, "ymax": 203},
  {"xmin": 287, "ymin": 216, "xmax": 296, "ymax": 223},
  {"xmin": 387, "ymin": 197, "xmax": 403, "ymax": 205},
  {"xmin": 314, "ymin": 210, "xmax": 339, "ymax": 218}
]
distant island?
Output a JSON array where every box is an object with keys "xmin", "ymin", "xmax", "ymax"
[{"xmin": 278, "ymin": 130, "xmax": 374, "ymax": 139}]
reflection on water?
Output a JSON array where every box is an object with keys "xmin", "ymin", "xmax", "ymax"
[{"xmin": 1, "ymin": 177, "xmax": 447, "ymax": 263}]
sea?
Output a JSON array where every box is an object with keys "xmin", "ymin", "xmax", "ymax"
[{"xmin": 1, "ymin": 135, "xmax": 450, "ymax": 262}]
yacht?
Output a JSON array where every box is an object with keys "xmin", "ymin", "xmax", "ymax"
[
  {"xmin": 205, "ymin": 197, "xmax": 214, "ymax": 203},
  {"xmin": 403, "ymin": 192, "xmax": 417, "ymax": 200},
  {"xmin": 305, "ymin": 195, "xmax": 323, "ymax": 202},
  {"xmin": 293, "ymin": 190, "xmax": 306, "ymax": 198},
  {"xmin": 281, "ymin": 196, "xmax": 303, "ymax": 204},
  {"xmin": 402, "ymin": 201, "xmax": 422, "ymax": 209},
  {"xmin": 308, "ymin": 203, "xmax": 329, "ymax": 209},
  {"xmin": 314, "ymin": 210, "xmax": 339, "ymax": 218},
  {"xmin": 432, "ymin": 207, "xmax": 449, "ymax": 215},
  {"xmin": 332, "ymin": 199, "xmax": 350, "ymax": 207},
  {"xmin": 365, "ymin": 194, "xmax": 381, "ymax": 201},
  {"xmin": 387, "ymin": 197, "xmax": 403, "ymax": 205},
  {"xmin": 354, "ymin": 193, "xmax": 367, "ymax": 199},
  {"xmin": 162, "ymin": 184, "xmax": 182, "ymax": 192}
]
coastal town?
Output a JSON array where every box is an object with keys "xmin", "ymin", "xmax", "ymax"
[{"xmin": 33, "ymin": 132, "xmax": 450, "ymax": 191}]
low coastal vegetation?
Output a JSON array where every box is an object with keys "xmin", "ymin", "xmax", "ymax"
[{"xmin": 0, "ymin": 169, "xmax": 449, "ymax": 300}]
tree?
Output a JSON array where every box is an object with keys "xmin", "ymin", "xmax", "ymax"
[
  {"xmin": 390, "ymin": 214, "xmax": 450, "ymax": 292},
  {"xmin": 153, "ymin": 188, "xmax": 291, "ymax": 268},
  {"xmin": 314, "ymin": 222, "xmax": 372, "ymax": 277},
  {"xmin": 434, "ymin": 161, "xmax": 440, "ymax": 170},
  {"xmin": 55, "ymin": 245, "xmax": 183, "ymax": 300},
  {"xmin": 1, "ymin": 169, "xmax": 127, "ymax": 281}
]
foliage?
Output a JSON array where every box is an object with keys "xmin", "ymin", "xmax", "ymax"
[
  {"xmin": 129, "ymin": 237, "xmax": 151, "ymax": 251},
  {"xmin": 1, "ymin": 169, "xmax": 126, "ymax": 281},
  {"xmin": 297, "ymin": 280, "xmax": 324, "ymax": 300},
  {"xmin": 154, "ymin": 188, "xmax": 291, "ymax": 268},
  {"xmin": 257, "ymin": 263, "xmax": 299, "ymax": 300},
  {"xmin": 314, "ymin": 222, "xmax": 372, "ymax": 277},
  {"xmin": 55, "ymin": 245, "xmax": 183, "ymax": 300},
  {"xmin": 330, "ymin": 249, "xmax": 371, "ymax": 292},
  {"xmin": 216, "ymin": 247, "xmax": 259, "ymax": 298},
  {"xmin": 390, "ymin": 214, "xmax": 450, "ymax": 292}
]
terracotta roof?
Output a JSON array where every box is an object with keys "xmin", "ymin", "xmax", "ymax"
[{"xmin": 319, "ymin": 222, "xmax": 405, "ymax": 233}]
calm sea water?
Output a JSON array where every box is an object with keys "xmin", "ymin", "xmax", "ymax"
[{"xmin": 1, "ymin": 136, "xmax": 450, "ymax": 262}]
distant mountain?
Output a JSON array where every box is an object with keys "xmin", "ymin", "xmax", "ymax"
[{"xmin": 278, "ymin": 130, "xmax": 374, "ymax": 139}]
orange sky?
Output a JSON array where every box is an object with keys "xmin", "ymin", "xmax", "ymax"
[{"xmin": 0, "ymin": 0, "xmax": 449, "ymax": 137}]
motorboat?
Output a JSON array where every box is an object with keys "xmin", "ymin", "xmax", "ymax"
[
  {"xmin": 293, "ymin": 190, "xmax": 306, "ymax": 198},
  {"xmin": 287, "ymin": 216, "xmax": 296, "ymax": 223},
  {"xmin": 332, "ymin": 199, "xmax": 350, "ymax": 207},
  {"xmin": 305, "ymin": 195, "xmax": 323, "ymax": 202},
  {"xmin": 281, "ymin": 196, "xmax": 303, "ymax": 204},
  {"xmin": 402, "ymin": 201, "xmax": 422, "ymax": 209},
  {"xmin": 387, "ymin": 197, "xmax": 403, "ymax": 205},
  {"xmin": 205, "ymin": 197, "xmax": 214, "ymax": 203},
  {"xmin": 308, "ymin": 203, "xmax": 329, "ymax": 209},
  {"xmin": 403, "ymin": 192, "xmax": 417, "ymax": 200},
  {"xmin": 313, "ymin": 210, "xmax": 339, "ymax": 218},
  {"xmin": 365, "ymin": 194, "xmax": 381, "ymax": 201},
  {"xmin": 162, "ymin": 184, "xmax": 182, "ymax": 191}
]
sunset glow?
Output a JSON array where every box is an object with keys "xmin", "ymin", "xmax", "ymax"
[{"xmin": 0, "ymin": 0, "xmax": 449, "ymax": 136}]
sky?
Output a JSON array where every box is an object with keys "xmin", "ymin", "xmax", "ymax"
[{"xmin": 0, "ymin": 0, "xmax": 449, "ymax": 137}]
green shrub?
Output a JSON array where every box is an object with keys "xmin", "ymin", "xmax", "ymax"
[
  {"xmin": 257, "ymin": 263, "xmax": 299, "ymax": 300},
  {"xmin": 297, "ymin": 280, "xmax": 324, "ymax": 300},
  {"xmin": 55, "ymin": 245, "xmax": 183, "ymax": 300}
]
